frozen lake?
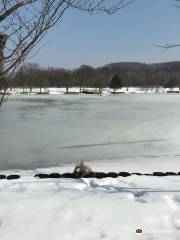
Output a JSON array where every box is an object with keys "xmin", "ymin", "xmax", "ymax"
[{"xmin": 1, "ymin": 94, "xmax": 180, "ymax": 170}]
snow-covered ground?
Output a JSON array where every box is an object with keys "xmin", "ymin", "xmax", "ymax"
[{"xmin": 1, "ymin": 165, "xmax": 180, "ymax": 240}]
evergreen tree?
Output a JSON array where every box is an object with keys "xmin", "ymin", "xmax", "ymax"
[{"xmin": 109, "ymin": 75, "xmax": 122, "ymax": 93}]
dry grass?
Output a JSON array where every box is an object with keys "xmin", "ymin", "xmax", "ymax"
[{"xmin": 73, "ymin": 161, "xmax": 93, "ymax": 177}]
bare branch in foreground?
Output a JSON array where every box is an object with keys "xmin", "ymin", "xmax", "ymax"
[{"xmin": 0, "ymin": 0, "xmax": 133, "ymax": 105}]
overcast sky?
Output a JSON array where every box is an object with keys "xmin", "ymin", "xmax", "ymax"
[{"xmin": 31, "ymin": 0, "xmax": 180, "ymax": 69}]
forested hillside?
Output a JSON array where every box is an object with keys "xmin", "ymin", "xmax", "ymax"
[{"xmin": 13, "ymin": 61, "xmax": 180, "ymax": 90}]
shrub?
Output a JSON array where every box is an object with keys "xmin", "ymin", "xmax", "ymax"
[{"xmin": 73, "ymin": 161, "xmax": 93, "ymax": 177}]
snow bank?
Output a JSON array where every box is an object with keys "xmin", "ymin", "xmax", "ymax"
[
  {"xmin": 1, "ymin": 167, "xmax": 180, "ymax": 240},
  {"xmin": 8, "ymin": 87, "xmax": 180, "ymax": 95}
]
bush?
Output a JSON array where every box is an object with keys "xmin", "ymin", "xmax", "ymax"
[{"xmin": 73, "ymin": 161, "xmax": 93, "ymax": 177}]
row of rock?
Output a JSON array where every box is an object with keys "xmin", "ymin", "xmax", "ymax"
[
  {"xmin": 35, "ymin": 171, "xmax": 180, "ymax": 179},
  {"xmin": 0, "ymin": 171, "xmax": 179, "ymax": 180},
  {"xmin": 0, "ymin": 175, "xmax": 20, "ymax": 180}
]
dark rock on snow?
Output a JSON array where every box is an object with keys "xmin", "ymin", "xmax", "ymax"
[
  {"xmin": 0, "ymin": 175, "xmax": 6, "ymax": 179},
  {"xmin": 83, "ymin": 172, "xmax": 96, "ymax": 178},
  {"xmin": 62, "ymin": 173, "xmax": 77, "ymax": 178},
  {"xmin": 49, "ymin": 173, "xmax": 61, "ymax": 178},
  {"xmin": 153, "ymin": 172, "xmax": 167, "ymax": 177},
  {"xmin": 95, "ymin": 172, "xmax": 108, "ymax": 179},
  {"xmin": 119, "ymin": 172, "xmax": 131, "ymax": 177},
  {"xmin": 7, "ymin": 175, "xmax": 20, "ymax": 180},
  {"xmin": 165, "ymin": 172, "xmax": 177, "ymax": 176},
  {"xmin": 35, "ymin": 173, "xmax": 49, "ymax": 179},
  {"xmin": 132, "ymin": 173, "xmax": 142, "ymax": 176},
  {"xmin": 107, "ymin": 172, "xmax": 118, "ymax": 178}
]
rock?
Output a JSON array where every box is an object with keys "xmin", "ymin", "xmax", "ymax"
[
  {"xmin": 35, "ymin": 173, "xmax": 49, "ymax": 179},
  {"xmin": 0, "ymin": 175, "xmax": 6, "ymax": 180},
  {"xmin": 95, "ymin": 172, "xmax": 108, "ymax": 179},
  {"xmin": 49, "ymin": 173, "xmax": 61, "ymax": 178},
  {"xmin": 7, "ymin": 175, "xmax": 20, "ymax": 180},
  {"xmin": 153, "ymin": 172, "xmax": 166, "ymax": 177},
  {"xmin": 119, "ymin": 172, "xmax": 131, "ymax": 177},
  {"xmin": 107, "ymin": 172, "xmax": 118, "ymax": 178},
  {"xmin": 165, "ymin": 172, "xmax": 177, "ymax": 176},
  {"xmin": 83, "ymin": 172, "xmax": 96, "ymax": 178},
  {"xmin": 62, "ymin": 173, "xmax": 77, "ymax": 178},
  {"xmin": 143, "ymin": 173, "xmax": 152, "ymax": 176},
  {"xmin": 131, "ymin": 173, "xmax": 142, "ymax": 176}
]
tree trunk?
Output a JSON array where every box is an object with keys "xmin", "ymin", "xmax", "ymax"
[
  {"xmin": 66, "ymin": 87, "xmax": 69, "ymax": 94},
  {"xmin": 0, "ymin": 34, "xmax": 7, "ymax": 106},
  {"xmin": 0, "ymin": 34, "xmax": 7, "ymax": 75}
]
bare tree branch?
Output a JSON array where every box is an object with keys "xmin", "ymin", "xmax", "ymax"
[
  {"xmin": 155, "ymin": 0, "xmax": 180, "ymax": 49},
  {"xmin": 0, "ymin": 0, "xmax": 132, "ymax": 105},
  {"xmin": 0, "ymin": 0, "xmax": 38, "ymax": 22}
]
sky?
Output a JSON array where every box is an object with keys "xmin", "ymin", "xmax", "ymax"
[{"xmin": 31, "ymin": 0, "xmax": 180, "ymax": 69}]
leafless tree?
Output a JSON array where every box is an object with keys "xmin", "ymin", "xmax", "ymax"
[
  {"xmin": 63, "ymin": 70, "xmax": 72, "ymax": 94},
  {"xmin": 15, "ymin": 63, "xmax": 39, "ymax": 93},
  {"xmin": 0, "ymin": 0, "xmax": 132, "ymax": 105}
]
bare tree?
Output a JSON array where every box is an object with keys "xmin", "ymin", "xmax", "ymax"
[
  {"xmin": 37, "ymin": 68, "xmax": 49, "ymax": 93},
  {"xmin": 15, "ymin": 63, "xmax": 39, "ymax": 93},
  {"xmin": 63, "ymin": 71, "xmax": 72, "ymax": 94},
  {"xmin": 0, "ymin": 0, "xmax": 132, "ymax": 105}
]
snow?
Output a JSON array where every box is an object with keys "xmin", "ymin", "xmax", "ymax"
[
  {"xmin": 0, "ymin": 169, "xmax": 180, "ymax": 240},
  {"xmin": 7, "ymin": 86, "xmax": 180, "ymax": 95}
]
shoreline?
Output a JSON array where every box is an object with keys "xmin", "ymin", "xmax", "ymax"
[{"xmin": 2, "ymin": 87, "xmax": 180, "ymax": 96}]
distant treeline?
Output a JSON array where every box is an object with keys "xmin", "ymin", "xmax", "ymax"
[{"xmin": 12, "ymin": 61, "xmax": 180, "ymax": 92}]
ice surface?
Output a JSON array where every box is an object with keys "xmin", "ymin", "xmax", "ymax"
[{"xmin": 1, "ymin": 93, "xmax": 180, "ymax": 170}]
